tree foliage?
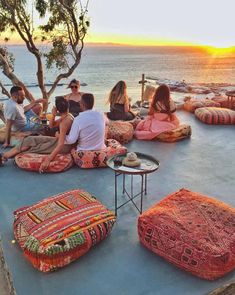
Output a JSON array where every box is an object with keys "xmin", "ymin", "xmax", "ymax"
[{"xmin": 0, "ymin": 0, "xmax": 90, "ymax": 106}]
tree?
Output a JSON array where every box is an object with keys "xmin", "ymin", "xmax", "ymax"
[{"xmin": 0, "ymin": 0, "xmax": 90, "ymax": 109}]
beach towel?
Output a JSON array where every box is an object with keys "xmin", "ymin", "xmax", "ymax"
[
  {"xmin": 135, "ymin": 113, "xmax": 180, "ymax": 140},
  {"xmin": 13, "ymin": 189, "xmax": 116, "ymax": 272},
  {"xmin": 138, "ymin": 188, "xmax": 235, "ymax": 280}
]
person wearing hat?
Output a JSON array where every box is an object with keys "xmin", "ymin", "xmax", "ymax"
[{"xmin": 65, "ymin": 79, "xmax": 84, "ymax": 117}]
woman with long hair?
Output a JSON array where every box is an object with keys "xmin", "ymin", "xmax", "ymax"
[
  {"xmin": 107, "ymin": 80, "xmax": 135, "ymax": 121},
  {"xmin": 135, "ymin": 84, "xmax": 180, "ymax": 140},
  {"xmin": 2, "ymin": 96, "xmax": 74, "ymax": 172}
]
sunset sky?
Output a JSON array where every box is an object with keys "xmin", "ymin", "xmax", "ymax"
[{"xmin": 87, "ymin": 0, "xmax": 235, "ymax": 48}]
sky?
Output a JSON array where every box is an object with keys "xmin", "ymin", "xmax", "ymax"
[
  {"xmin": 87, "ymin": 0, "xmax": 235, "ymax": 47},
  {"xmin": 1, "ymin": 0, "xmax": 235, "ymax": 48}
]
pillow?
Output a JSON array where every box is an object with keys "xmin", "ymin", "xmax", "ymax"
[
  {"xmin": 183, "ymin": 99, "xmax": 220, "ymax": 113},
  {"xmin": 195, "ymin": 107, "xmax": 235, "ymax": 124},
  {"xmin": 14, "ymin": 153, "xmax": 74, "ymax": 173},
  {"xmin": 14, "ymin": 189, "xmax": 116, "ymax": 272},
  {"xmin": 138, "ymin": 188, "xmax": 235, "ymax": 280},
  {"xmin": 107, "ymin": 121, "xmax": 134, "ymax": 143},
  {"xmin": 71, "ymin": 139, "xmax": 127, "ymax": 168},
  {"xmin": 154, "ymin": 124, "xmax": 191, "ymax": 142}
]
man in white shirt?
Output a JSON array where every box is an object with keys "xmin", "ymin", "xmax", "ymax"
[
  {"xmin": 3, "ymin": 86, "xmax": 45, "ymax": 147},
  {"xmin": 65, "ymin": 93, "xmax": 107, "ymax": 151}
]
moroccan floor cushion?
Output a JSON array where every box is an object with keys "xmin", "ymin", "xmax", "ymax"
[
  {"xmin": 71, "ymin": 139, "xmax": 127, "ymax": 168},
  {"xmin": 107, "ymin": 121, "xmax": 134, "ymax": 143},
  {"xmin": 195, "ymin": 107, "xmax": 235, "ymax": 124},
  {"xmin": 212, "ymin": 96, "xmax": 231, "ymax": 108},
  {"xmin": 154, "ymin": 124, "xmax": 192, "ymax": 142},
  {"xmin": 14, "ymin": 153, "xmax": 74, "ymax": 173},
  {"xmin": 0, "ymin": 127, "xmax": 30, "ymax": 147},
  {"xmin": 138, "ymin": 188, "xmax": 235, "ymax": 280},
  {"xmin": 183, "ymin": 99, "xmax": 220, "ymax": 113},
  {"xmin": 13, "ymin": 189, "xmax": 116, "ymax": 272}
]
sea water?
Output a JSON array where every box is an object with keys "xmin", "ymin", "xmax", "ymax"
[{"xmin": 1, "ymin": 45, "xmax": 235, "ymax": 111}]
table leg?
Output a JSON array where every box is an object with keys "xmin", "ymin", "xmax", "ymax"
[
  {"xmin": 144, "ymin": 174, "xmax": 147, "ymax": 195},
  {"xmin": 122, "ymin": 174, "xmax": 125, "ymax": 194},
  {"xmin": 115, "ymin": 172, "xmax": 118, "ymax": 216},
  {"xmin": 140, "ymin": 174, "xmax": 144, "ymax": 214},
  {"xmin": 131, "ymin": 175, "xmax": 133, "ymax": 198}
]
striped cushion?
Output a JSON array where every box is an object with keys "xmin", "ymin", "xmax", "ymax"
[
  {"xmin": 154, "ymin": 124, "xmax": 191, "ymax": 142},
  {"xmin": 195, "ymin": 107, "xmax": 235, "ymax": 124},
  {"xmin": 107, "ymin": 121, "xmax": 134, "ymax": 143},
  {"xmin": 138, "ymin": 188, "xmax": 235, "ymax": 280},
  {"xmin": 14, "ymin": 189, "xmax": 116, "ymax": 272},
  {"xmin": 183, "ymin": 99, "xmax": 220, "ymax": 113},
  {"xmin": 71, "ymin": 139, "xmax": 127, "ymax": 168},
  {"xmin": 15, "ymin": 153, "xmax": 74, "ymax": 173}
]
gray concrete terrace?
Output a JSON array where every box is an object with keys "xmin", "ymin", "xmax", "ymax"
[{"xmin": 0, "ymin": 110, "xmax": 234, "ymax": 295}]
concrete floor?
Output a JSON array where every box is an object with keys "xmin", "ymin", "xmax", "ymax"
[{"xmin": 0, "ymin": 110, "xmax": 234, "ymax": 295}]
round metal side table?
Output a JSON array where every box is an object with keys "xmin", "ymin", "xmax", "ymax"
[{"xmin": 107, "ymin": 152, "xmax": 160, "ymax": 215}]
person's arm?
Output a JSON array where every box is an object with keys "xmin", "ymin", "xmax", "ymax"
[
  {"xmin": 24, "ymin": 99, "xmax": 46, "ymax": 113},
  {"xmin": 3, "ymin": 119, "xmax": 13, "ymax": 147},
  {"xmin": 124, "ymin": 100, "xmax": 130, "ymax": 112},
  {"xmin": 39, "ymin": 120, "xmax": 69, "ymax": 172},
  {"xmin": 65, "ymin": 119, "xmax": 79, "ymax": 144},
  {"xmin": 49, "ymin": 106, "xmax": 60, "ymax": 128}
]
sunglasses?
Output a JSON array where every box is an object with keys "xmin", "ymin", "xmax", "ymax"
[{"xmin": 70, "ymin": 85, "xmax": 78, "ymax": 89}]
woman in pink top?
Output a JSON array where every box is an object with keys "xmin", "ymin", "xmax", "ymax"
[{"xmin": 135, "ymin": 84, "xmax": 180, "ymax": 140}]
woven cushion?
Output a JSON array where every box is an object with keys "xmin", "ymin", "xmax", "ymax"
[
  {"xmin": 154, "ymin": 124, "xmax": 191, "ymax": 142},
  {"xmin": 195, "ymin": 107, "xmax": 235, "ymax": 124},
  {"xmin": 14, "ymin": 189, "xmax": 116, "ymax": 272},
  {"xmin": 138, "ymin": 188, "xmax": 235, "ymax": 280},
  {"xmin": 212, "ymin": 96, "xmax": 230, "ymax": 108},
  {"xmin": 183, "ymin": 99, "xmax": 220, "ymax": 113},
  {"xmin": 71, "ymin": 139, "xmax": 127, "ymax": 168},
  {"xmin": 107, "ymin": 121, "xmax": 134, "ymax": 143},
  {"xmin": 15, "ymin": 153, "xmax": 74, "ymax": 173}
]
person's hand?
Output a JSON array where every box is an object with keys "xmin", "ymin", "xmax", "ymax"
[
  {"xmin": 51, "ymin": 106, "xmax": 57, "ymax": 117},
  {"xmin": 55, "ymin": 131, "xmax": 60, "ymax": 138},
  {"xmin": 39, "ymin": 157, "xmax": 51, "ymax": 173}
]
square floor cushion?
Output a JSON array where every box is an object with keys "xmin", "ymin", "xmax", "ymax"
[
  {"xmin": 138, "ymin": 188, "xmax": 235, "ymax": 280},
  {"xmin": 107, "ymin": 121, "xmax": 134, "ymax": 143},
  {"xmin": 14, "ymin": 153, "xmax": 74, "ymax": 173},
  {"xmin": 14, "ymin": 189, "xmax": 116, "ymax": 272},
  {"xmin": 195, "ymin": 107, "xmax": 235, "ymax": 124}
]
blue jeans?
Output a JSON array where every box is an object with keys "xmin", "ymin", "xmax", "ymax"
[{"xmin": 23, "ymin": 109, "xmax": 42, "ymax": 131}]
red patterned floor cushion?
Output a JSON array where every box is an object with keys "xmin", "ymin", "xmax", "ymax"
[
  {"xmin": 71, "ymin": 139, "xmax": 127, "ymax": 168},
  {"xmin": 183, "ymin": 99, "xmax": 220, "ymax": 113},
  {"xmin": 195, "ymin": 107, "xmax": 235, "ymax": 124},
  {"xmin": 212, "ymin": 96, "xmax": 230, "ymax": 108},
  {"xmin": 107, "ymin": 121, "xmax": 134, "ymax": 143},
  {"xmin": 14, "ymin": 189, "xmax": 116, "ymax": 272},
  {"xmin": 138, "ymin": 188, "xmax": 235, "ymax": 280},
  {"xmin": 14, "ymin": 153, "xmax": 74, "ymax": 173},
  {"xmin": 154, "ymin": 124, "xmax": 192, "ymax": 142}
]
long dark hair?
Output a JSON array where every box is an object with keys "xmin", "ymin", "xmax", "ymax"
[{"xmin": 151, "ymin": 84, "xmax": 171, "ymax": 114}]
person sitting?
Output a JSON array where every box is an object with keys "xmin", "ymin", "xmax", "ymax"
[
  {"xmin": 2, "ymin": 96, "xmax": 74, "ymax": 172},
  {"xmin": 135, "ymin": 84, "xmax": 180, "ymax": 140},
  {"xmin": 106, "ymin": 80, "xmax": 136, "ymax": 121},
  {"xmin": 3, "ymin": 86, "xmax": 46, "ymax": 147},
  {"xmin": 65, "ymin": 93, "xmax": 107, "ymax": 151},
  {"xmin": 65, "ymin": 79, "xmax": 84, "ymax": 117}
]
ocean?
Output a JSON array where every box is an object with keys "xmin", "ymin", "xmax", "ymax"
[{"xmin": 1, "ymin": 45, "xmax": 235, "ymax": 111}]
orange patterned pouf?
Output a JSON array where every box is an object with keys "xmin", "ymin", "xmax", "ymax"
[
  {"xmin": 154, "ymin": 124, "xmax": 191, "ymax": 142},
  {"xmin": 195, "ymin": 107, "xmax": 235, "ymax": 124},
  {"xmin": 71, "ymin": 139, "xmax": 127, "ymax": 168},
  {"xmin": 107, "ymin": 121, "xmax": 134, "ymax": 143},
  {"xmin": 13, "ymin": 189, "xmax": 116, "ymax": 272},
  {"xmin": 14, "ymin": 153, "xmax": 74, "ymax": 173},
  {"xmin": 138, "ymin": 188, "xmax": 235, "ymax": 280},
  {"xmin": 183, "ymin": 99, "xmax": 220, "ymax": 113}
]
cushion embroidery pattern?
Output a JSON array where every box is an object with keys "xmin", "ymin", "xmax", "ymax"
[
  {"xmin": 195, "ymin": 107, "xmax": 235, "ymax": 124},
  {"xmin": 14, "ymin": 189, "xmax": 116, "ymax": 272},
  {"xmin": 14, "ymin": 153, "xmax": 74, "ymax": 173},
  {"xmin": 183, "ymin": 100, "xmax": 220, "ymax": 113},
  {"xmin": 154, "ymin": 124, "xmax": 192, "ymax": 142},
  {"xmin": 138, "ymin": 188, "xmax": 235, "ymax": 280},
  {"xmin": 71, "ymin": 139, "xmax": 127, "ymax": 168},
  {"xmin": 107, "ymin": 121, "xmax": 134, "ymax": 143}
]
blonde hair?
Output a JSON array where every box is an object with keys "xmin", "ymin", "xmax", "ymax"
[{"xmin": 108, "ymin": 81, "xmax": 128, "ymax": 105}]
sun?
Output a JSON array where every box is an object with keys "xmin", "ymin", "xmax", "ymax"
[{"xmin": 204, "ymin": 45, "xmax": 235, "ymax": 55}]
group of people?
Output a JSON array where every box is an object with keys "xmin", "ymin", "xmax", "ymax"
[{"xmin": 1, "ymin": 79, "xmax": 180, "ymax": 172}]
